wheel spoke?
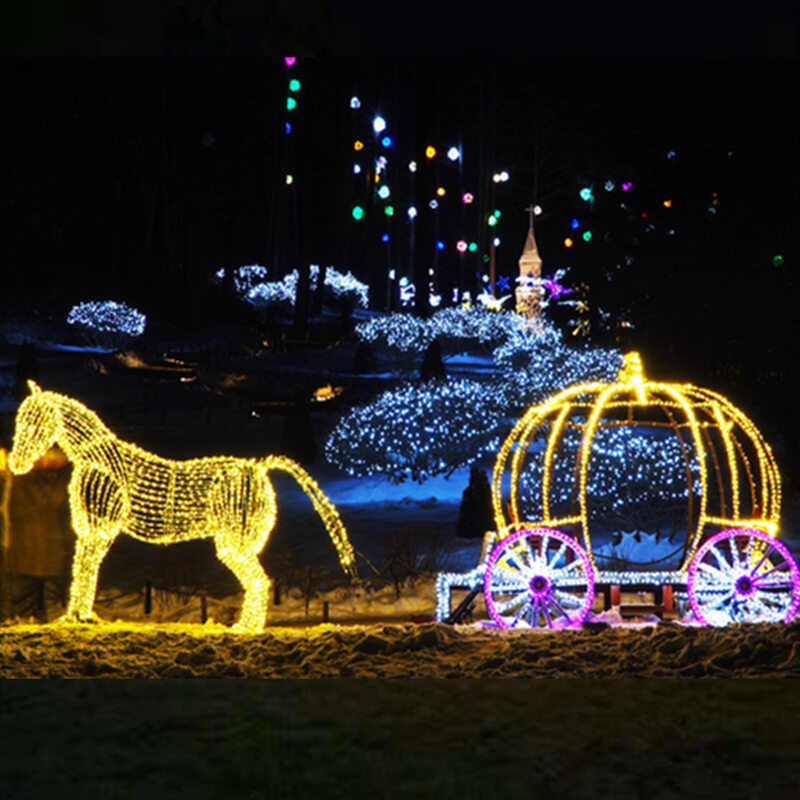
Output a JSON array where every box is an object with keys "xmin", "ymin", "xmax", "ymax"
[
  {"xmin": 539, "ymin": 531, "xmax": 550, "ymax": 563},
  {"xmin": 732, "ymin": 536, "xmax": 748, "ymax": 570},
  {"xmin": 492, "ymin": 565, "xmax": 528, "ymax": 587},
  {"xmin": 751, "ymin": 544, "xmax": 775, "ymax": 575},
  {"xmin": 493, "ymin": 592, "xmax": 528, "ymax": 613},
  {"xmin": 553, "ymin": 588, "xmax": 584, "ymax": 608},
  {"xmin": 548, "ymin": 595, "xmax": 573, "ymax": 626},
  {"xmin": 548, "ymin": 541, "xmax": 567, "ymax": 569},
  {"xmin": 753, "ymin": 576, "xmax": 794, "ymax": 590},
  {"xmin": 503, "ymin": 549, "xmax": 529, "ymax": 575},
  {"xmin": 696, "ymin": 561, "xmax": 727, "ymax": 581},
  {"xmin": 710, "ymin": 544, "xmax": 733, "ymax": 572},
  {"xmin": 516, "ymin": 536, "xmax": 536, "ymax": 569},
  {"xmin": 541, "ymin": 601, "xmax": 553, "ymax": 628},
  {"xmin": 551, "ymin": 560, "xmax": 584, "ymax": 579},
  {"xmin": 528, "ymin": 598, "xmax": 540, "ymax": 627},
  {"xmin": 705, "ymin": 590, "xmax": 735, "ymax": 610},
  {"xmin": 511, "ymin": 601, "xmax": 531, "ymax": 628}
]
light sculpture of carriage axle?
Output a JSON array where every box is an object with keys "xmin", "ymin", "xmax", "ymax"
[{"xmin": 437, "ymin": 352, "xmax": 800, "ymax": 628}]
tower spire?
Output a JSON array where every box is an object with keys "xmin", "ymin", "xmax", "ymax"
[{"xmin": 516, "ymin": 207, "xmax": 543, "ymax": 319}]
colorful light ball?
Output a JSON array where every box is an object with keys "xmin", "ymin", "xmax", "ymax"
[
  {"xmin": 456, "ymin": 240, "xmax": 468, "ymax": 253},
  {"xmin": 373, "ymin": 115, "xmax": 387, "ymax": 134},
  {"xmin": 462, "ymin": 193, "xmax": 474, "ymax": 204},
  {"xmin": 425, "ymin": 146, "xmax": 436, "ymax": 159}
]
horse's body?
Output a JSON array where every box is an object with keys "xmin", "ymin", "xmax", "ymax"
[{"xmin": 8, "ymin": 382, "xmax": 355, "ymax": 631}]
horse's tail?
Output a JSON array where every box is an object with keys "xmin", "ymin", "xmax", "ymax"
[{"xmin": 261, "ymin": 455, "xmax": 356, "ymax": 578}]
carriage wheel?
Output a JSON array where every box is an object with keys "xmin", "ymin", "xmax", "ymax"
[
  {"xmin": 688, "ymin": 528, "xmax": 800, "ymax": 626},
  {"xmin": 484, "ymin": 528, "xmax": 595, "ymax": 629}
]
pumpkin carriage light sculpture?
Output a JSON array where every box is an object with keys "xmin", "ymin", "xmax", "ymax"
[{"xmin": 437, "ymin": 352, "xmax": 800, "ymax": 628}]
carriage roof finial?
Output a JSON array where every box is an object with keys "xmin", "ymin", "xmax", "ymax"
[{"xmin": 27, "ymin": 380, "xmax": 40, "ymax": 396}]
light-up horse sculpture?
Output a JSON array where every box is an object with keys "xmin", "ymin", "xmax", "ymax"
[{"xmin": 8, "ymin": 382, "xmax": 356, "ymax": 632}]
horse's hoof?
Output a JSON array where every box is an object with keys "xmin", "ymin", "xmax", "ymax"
[
  {"xmin": 231, "ymin": 622, "xmax": 262, "ymax": 634},
  {"xmin": 56, "ymin": 613, "xmax": 101, "ymax": 626}
]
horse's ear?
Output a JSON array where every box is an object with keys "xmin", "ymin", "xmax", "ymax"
[{"xmin": 27, "ymin": 380, "xmax": 40, "ymax": 397}]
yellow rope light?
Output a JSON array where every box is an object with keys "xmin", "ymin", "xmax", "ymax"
[
  {"xmin": 542, "ymin": 403, "xmax": 572, "ymax": 521},
  {"xmin": 8, "ymin": 382, "xmax": 356, "ymax": 633},
  {"xmin": 492, "ymin": 352, "xmax": 781, "ymax": 572}
]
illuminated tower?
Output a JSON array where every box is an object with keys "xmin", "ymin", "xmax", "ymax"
[{"xmin": 515, "ymin": 207, "xmax": 543, "ymax": 318}]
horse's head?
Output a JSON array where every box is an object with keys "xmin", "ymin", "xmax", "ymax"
[{"xmin": 8, "ymin": 381, "xmax": 59, "ymax": 475}]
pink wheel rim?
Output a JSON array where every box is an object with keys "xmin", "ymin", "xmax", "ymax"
[
  {"xmin": 688, "ymin": 528, "xmax": 800, "ymax": 626},
  {"xmin": 484, "ymin": 528, "xmax": 595, "ymax": 629}
]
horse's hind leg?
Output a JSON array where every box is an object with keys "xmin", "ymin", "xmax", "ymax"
[
  {"xmin": 65, "ymin": 532, "xmax": 116, "ymax": 622},
  {"xmin": 215, "ymin": 541, "xmax": 271, "ymax": 633},
  {"xmin": 209, "ymin": 467, "xmax": 275, "ymax": 632}
]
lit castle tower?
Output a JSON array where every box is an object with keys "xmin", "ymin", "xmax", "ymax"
[{"xmin": 515, "ymin": 205, "xmax": 543, "ymax": 318}]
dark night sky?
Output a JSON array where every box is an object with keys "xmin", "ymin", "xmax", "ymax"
[{"xmin": 0, "ymin": 59, "xmax": 797, "ymax": 386}]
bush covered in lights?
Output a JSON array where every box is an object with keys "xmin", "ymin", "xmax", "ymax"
[
  {"xmin": 246, "ymin": 265, "xmax": 369, "ymax": 313},
  {"xmin": 324, "ymin": 378, "xmax": 504, "ymax": 483},
  {"xmin": 494, "ymin": 326, "xmax": 622, "ymax": 412},
  {"xmin": 215, "ymin": 264, "xmax": 269, "ymax": 296},
  {"xmin": 67, "ymin": 300, "xmax": 146, "ymax": 350},
  {"xmin": 355, "ymin": 308, "xmax": 532, "ymax": 355}
]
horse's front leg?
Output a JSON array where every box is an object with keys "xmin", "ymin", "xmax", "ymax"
[
  {"xmin": 64, "ymin": 531, "xmax": 116, "ymax": 622},
  {"xmin": 62, "ymin": 466, "xmax": 126, "ymax": 624}
]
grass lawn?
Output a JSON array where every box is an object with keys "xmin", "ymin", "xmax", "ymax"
[{"xmin": 1, "ymin": 679, "xmax": 798, "ymax": 798}]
